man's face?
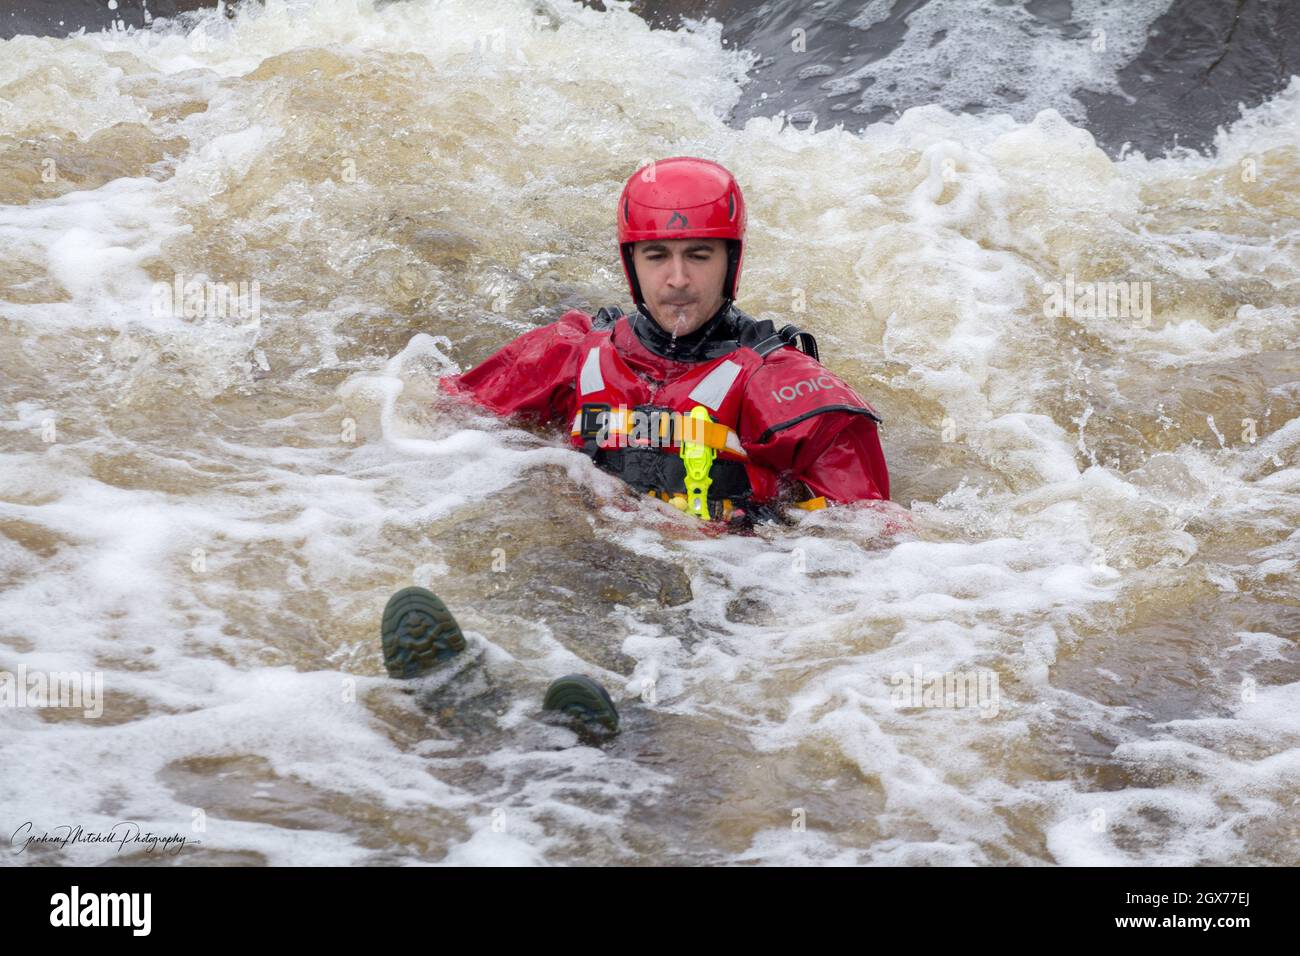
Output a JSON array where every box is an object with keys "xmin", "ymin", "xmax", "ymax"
[{"xmin": 631, "ymin": 238, "xmax": 728, "ymax": 336}]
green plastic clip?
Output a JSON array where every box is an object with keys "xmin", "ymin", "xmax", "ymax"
[{"xmin": 679, "ymin": 405, "xmax": 716, "ymax": 519}]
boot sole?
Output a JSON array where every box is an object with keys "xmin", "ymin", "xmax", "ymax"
[
  {"xmin": 381, "ymin": 586, "xmax": 467, "ymax": 679},
  {"xmin": 543, "ymin": 674, "xmax": 620, "ymax": 732}
]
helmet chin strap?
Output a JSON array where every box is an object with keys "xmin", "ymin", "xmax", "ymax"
[
  {"xmin": 723, "ymin": 239, "xmax": 741, "ymax": 302},
  {"xmin": 621, "ymin": 243, "xmax": 645, "ymax": 306}
]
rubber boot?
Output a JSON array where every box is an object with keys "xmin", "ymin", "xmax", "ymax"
[
  {"xmin": 381, "ymin": 586, "xmax": 467, "ymax": 679},
  {"xmin": 542, "ymin": 674, "xmax": 620, "ymax": 732}
]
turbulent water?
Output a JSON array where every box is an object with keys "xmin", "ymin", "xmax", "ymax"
[{"xmin": 1, "ymin": 0, "xmax": 1297, "ymax": 865}]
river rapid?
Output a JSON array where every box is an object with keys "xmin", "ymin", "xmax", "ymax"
[{"xmin": 1, "ymin": 0, "xmax": 1297, "ymax": 865}]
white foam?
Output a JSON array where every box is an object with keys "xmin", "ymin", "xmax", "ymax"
[
  {"xmin": 826, "ymin": 0, "xmax": 1173, "ymax": 128},
  {"xmin": 1, "ymin": 0, "xmax": 1296, "ymax": 866}
]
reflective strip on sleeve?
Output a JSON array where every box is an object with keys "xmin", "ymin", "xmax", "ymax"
[{"xmin": 579, "ymin": 347, "xmax": 605, "ymax": 395}]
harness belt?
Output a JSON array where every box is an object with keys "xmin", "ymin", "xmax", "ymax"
[
  {"xmin": 582, "ymin": 444, "xmax": 753, "ymax": 500},
  {"xmin": 573, "ymin": 402, "xmax": 827, "ymax": 520}
]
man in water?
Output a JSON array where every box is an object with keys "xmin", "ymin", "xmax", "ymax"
[
  {"xmin": 380, "ymin": 158, "xmax": 892, "ymax": 727},
  {"xmin": 437, "ymin": 156, "xmax": 890, "ymax": 527}
]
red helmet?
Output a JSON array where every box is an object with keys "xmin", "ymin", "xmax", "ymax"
[{"xmin": 617, "ymin": 157, "xmax": 746, "ymax": 306}]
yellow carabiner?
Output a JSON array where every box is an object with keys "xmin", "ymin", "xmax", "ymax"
[{"xmin": 679, "ymin": 405, "xmax": 715, "ymax": 519}]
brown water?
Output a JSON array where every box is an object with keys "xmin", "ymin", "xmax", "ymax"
[{"xmin": 1, "ymin": 0, "xmax": 1297, "ymax": 866}]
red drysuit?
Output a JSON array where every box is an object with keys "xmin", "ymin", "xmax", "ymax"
[{"xmin": 438, "ymin": 306, "xmax": 889, "ymax": 516}]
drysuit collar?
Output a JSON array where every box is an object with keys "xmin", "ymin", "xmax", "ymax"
[{"xmin": 630, "ymin": 300, "xmax": 748, "ymax": 362}]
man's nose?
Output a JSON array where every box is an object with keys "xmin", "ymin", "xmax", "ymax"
[{"xmin": 666, "ymin": 254, "xmax": 690, "ymax": 287}]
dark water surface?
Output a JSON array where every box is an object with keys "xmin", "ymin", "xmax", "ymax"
[{"xmin": 8, "ymin": 0, "xmax": 1299, "ymax": 157}]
